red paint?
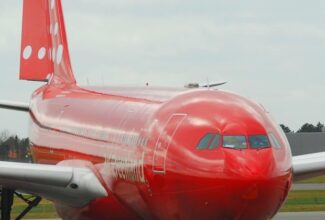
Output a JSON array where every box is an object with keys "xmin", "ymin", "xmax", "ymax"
[
  {"xmin": 28, "ymin": 85, "xmax": 292, "ymax": 220},
  {"xmin": 20, "ymin": 0, "xmax": 75, "ymax": 83},
  {"xmin": 21, "ymin": 1, "xmax": 292, "ymax": 219}
]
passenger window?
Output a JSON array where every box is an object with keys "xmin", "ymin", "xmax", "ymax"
[
  {"xmin": 268, "ymin": 133, "xmax": 281, "ymax": 149},
  {"xmin": 248, "ymin": 135, "xmax": 270, "ymax": 149},
  {"xmin": 209, "ymin": 134, "xmax": 220, "ymax": 149},
  {"xmin": 197, "ymin": 133, "xmax": 214, "ymax": 149},
  {"xmin": 223, "ymin": 136, "xmax": 247, "ymax": 149}
]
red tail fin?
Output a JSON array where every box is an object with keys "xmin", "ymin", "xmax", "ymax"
[{"xmin": 20, "ymin": 0, "xmax": 76, "ymax": 84}]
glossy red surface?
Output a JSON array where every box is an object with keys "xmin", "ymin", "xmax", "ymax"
[
  {"xmin": 20, "ymin": 0, "xmax": 75, "ymax": 83},
  {"xmin": 29, "ymin": 84, "xmax": 292, "ymax": 220},
  {"xmin": 21, "ymin": 1, "xmax": 292, "ymax": 219}
]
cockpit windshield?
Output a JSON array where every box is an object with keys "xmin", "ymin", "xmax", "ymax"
[
  {"xmin": 196, "ymin": 133, "xmax": 220, "ymax": 150},
  {"xmin": 197, "ymin": 133, "xmax": 214, "ymax": 149},
  {"xmin": 197, "ymin": 133, "xmax": 274, "ymax": 150},
  {"xmin": 248, "ymin": 135, "xmax": 270, "ymax": 149},
  {"xmin": 223, "ymin": 136, "xmax": 247, "ymax": 149}
]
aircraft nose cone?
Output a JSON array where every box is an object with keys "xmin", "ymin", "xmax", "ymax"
[
  {"xmin": 166, "ymin": 139, "xmax": 291, "ymax": 220},
  {"xmin": 219, "ymin": 177, "xmax": 290, "ymax": 220},
  {"xmin": 224, "ymin": 148, "xmax": 276, "ymax": 180},
  {"xmin": 217, "ymin": 148, "xmax": 291, "ymax": 219}
]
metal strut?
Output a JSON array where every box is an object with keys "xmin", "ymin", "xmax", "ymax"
[
  {"xmin": 0, "ymin": 188, "xmax": 14, "ymax": 220},
  {"xmin": 0, "ymin": 188, "xmax": 42, "ymax": 220}
]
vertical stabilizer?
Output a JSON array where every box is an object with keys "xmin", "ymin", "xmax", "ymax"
[{"xmin": 20, "ymin": 0, "xmax": 76, "ymax": 84}]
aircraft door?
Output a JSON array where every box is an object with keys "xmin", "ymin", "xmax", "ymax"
[{"xmin": 153, "ymin": 113, "xmax": 186, "ymax": 174}]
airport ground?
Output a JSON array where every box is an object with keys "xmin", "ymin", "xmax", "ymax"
[
  {"xmin": 274, "ymin": 212, "xmax": 325, "ymax": 220},
  {"xmin": 11, "ymin": 176, "xmax": 325, "ymax": 219}
]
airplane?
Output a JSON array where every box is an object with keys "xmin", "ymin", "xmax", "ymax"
[{"xmin": 0, "ymin": 0, "xmax": 325, "ymax": 219}]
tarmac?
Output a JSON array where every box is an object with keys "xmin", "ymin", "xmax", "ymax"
[
  {"xmin": 292, "ymin": 183, "xmax": 325, "ymax": 190},
  {"xmin": 32, "ymin": 212, "xmax": 325, "ymax": 220},
  {"xmin": 273, "ymin": 184, "xmax": 325, "ymax": 219},
  {"xmin": 31, "ymin": 213, "xmax": 325, "ymax": 220},
  {"xmin": 274, "ymin": 212, "xmax": 325, "ymax": 220}
]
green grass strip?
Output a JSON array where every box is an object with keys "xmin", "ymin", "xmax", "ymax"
[
  {"xmin": 9, "ymin": 189, "xmax": 325, "ymax": 218},
  {"xmin": 281, "ymin": 190, "xmax": 325, "ymax": 212},
  {"xmin": 298, "ymin": 175, "xmax": 325, "ymax": 183}
]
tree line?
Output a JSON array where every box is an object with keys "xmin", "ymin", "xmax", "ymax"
[
  {"xmin": 280, "ymin": 122, "xmax": 325, "ymax": 133},
  {"xmin": 0, "ymin": 130, "xmax": 31, "ymax": 162}
]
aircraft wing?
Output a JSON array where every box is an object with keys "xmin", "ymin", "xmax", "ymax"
[
  {"xmin": 292, "ymin": 152, "xmax": 325, "ymax": 181},
  {"xmin": 0, "ymin": 100, "xmax": 29, "ymax": 112},
  {"xmin": 0, "ymin": 100, "xmax": 107, "ymax": 207},
  {"xmin": 0, "ymin": 161, "xmax": 107, "ymax": 207}
]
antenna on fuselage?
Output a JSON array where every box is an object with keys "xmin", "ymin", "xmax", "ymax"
[{"xmin": 184, "ymin": 81, "xmax": 227, "ymax": 89}]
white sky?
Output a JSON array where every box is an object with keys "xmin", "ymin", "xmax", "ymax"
[{"xmin": 0, "ymin": 0, "xmax": 324, "ymax": 137}]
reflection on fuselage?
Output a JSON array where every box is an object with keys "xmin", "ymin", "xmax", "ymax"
[{"xmin": 30, "ymin": 86, "xmax": 292, "ymax": 220}]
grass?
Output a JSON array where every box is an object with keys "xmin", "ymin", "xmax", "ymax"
[
  {"xmin": 11, "ymin": 196, "xmax": 59, "ymax": 219},
  {"xmin": 281, "ymin": 190, "xmax": 325, "ymax": 212},
  {"xmin": 280, "ymin": 175, "xmax": 325, "ymax": 211},
  {"xmin": 298, "ymin": 175, "xmax": 325, "ymax": 184},
  {"xmin": 9, "ymin": 185, "xmax": 325, "ymax": 218}
]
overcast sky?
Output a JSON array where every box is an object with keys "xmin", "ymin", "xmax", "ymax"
[{"xmin": 0, "ymin": 0, "xmax": 324, "ymax": 137}]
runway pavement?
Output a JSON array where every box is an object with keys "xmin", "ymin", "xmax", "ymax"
[
  {"xmin": 33, "ymin": 213, "xmax": 325, "ymax": 220},
  {"xmin": 32, "ymin": 212, "xmax": 325, "ymax": 220},
  {"xmin": 292, "ymin": 183, "xmax": 325, "ymax": 190},
  {"xmin": 274, "ymin": 212, "xmax": 325, "ymax": 220}
]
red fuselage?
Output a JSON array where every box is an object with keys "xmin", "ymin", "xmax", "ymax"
[{"xmin": 29, "ymin": 83, "xmax": 292, "ymax": 220}]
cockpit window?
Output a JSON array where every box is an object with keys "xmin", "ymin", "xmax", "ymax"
[
  {"xmin": 248, "ymin": 135, "xmax": 270, "ymax": 149},
  {"xmin": 197, "ymin": 133, "xmax": 214, "ymax": 149},
  {"xmin": 268, "ymin": 133, "xmax": 281, "ymax": 149},
  {"xmin": 209, "ymin": 134, "xmax": 220, "ymax": 149},
  {"xmin": 223, "ymin": 136, "xmax": 247, "ymax": 149},
  {"xmin": 197, "ymin": 133, "xmax": 220, "ymax": 150}
]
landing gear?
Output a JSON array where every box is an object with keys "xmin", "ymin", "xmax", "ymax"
[
  {"xmin": 1, "ymin": 189, "xmax": 14, "ymax": 220},
  {"xmin": 0, "ymin": 188, "xmax": 42, "ymax": 220}
]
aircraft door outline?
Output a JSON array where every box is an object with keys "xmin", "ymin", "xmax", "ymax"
[{"xmin": 153, "ymin": 113, "xmax": 187, "ymax": 174}]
